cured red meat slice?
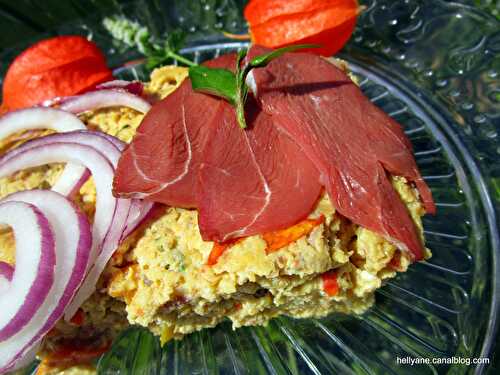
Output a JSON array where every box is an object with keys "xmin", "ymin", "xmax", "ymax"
[
  {"xmin": 113, "ymin": 55, "xmax": 233, "ymax": 207},
  {"xmin": 115, "ymin": 48, "xmax": 433, "ymax": 260},
  {"xmin": 114, "ymin": 53, "xmax": 322, "ymax": 242},
  {"xmin": 197, "ymin": 97, "xmax": 322, "ymax": 242},
  {"xmin": 247, "ymin": 46, "xmax": 434, "ymax": 260}
]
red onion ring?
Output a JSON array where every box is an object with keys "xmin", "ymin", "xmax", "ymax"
[
  {"xmin": 96, "ymin": 80, "xmax": 144, "ymax": 96},
  {"xmin": 90, "ymin": 131, "xmax": 151, "ymax": 238},
  {"xmin": 0, "ymin": 131, "xmax": 134, "ymax": 322},
  {"xmin": 0, "ymin": 139, "xmax": 117, "ymax": 266},
  {"xmin": 0, "ymin": 202, "xmax": 55, "ymax": 341},
  {"xmin": 5, "ymin": 342, "xmax": 40, "ymax": 373},
  {"xmin": 0, "ymin": 125, "xmax": 125, "ymax": 199},
  {"xmin": 41, "ymin": 81, "xmax": 146, "ymax": 108},
  {"xmin": 0, "ymin": 129, "xmax": 145, "ymax": 240},
  {"xmin": 65, "ymin": 193, "xmax": 131, "ymax": 319},
  {"xmin": 121, "ymin": 201, "xmax": 155, "ymax": 240},
  {"xmin": 96, "ymin": 79, "xmax": 131, "ymax": 89},
  {"xmin": 0, "ymin": 130, "xmax": 154, "ymax": 368},
  {"xmin": 3, "ymin": 131, "xmax": 124, "ymax": 169},
  {"xmin": 88, "ymin": 130, "xmax": 126, "ymax": 151},
  {"xmin": 4, "ymin": 128, "xmax": 152, "ymax": 241},
  {"xmin": 59, "ymin": 89, "xmax": 151, "ymax": 114},
  {"xmin": 74, "ymin": 131, "xmax": 153, "ymax": 240},
  {"xmin": 0, "ymin": 190, "xmax": 91, "ymax": 372},
  {"xmin": 0, "ymin": 108, "xmax": 88, "ymax": 196},
  {"xmin": 0, "ymin": 107, "xmax": 84, "ymax": 137}
]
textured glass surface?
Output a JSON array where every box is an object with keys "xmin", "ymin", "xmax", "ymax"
[{"xmin": 0, "ymin": 1, "xmax": 498, "ymax": 374}]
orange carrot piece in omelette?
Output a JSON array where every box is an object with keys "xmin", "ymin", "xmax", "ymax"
[
  {"xmin": 263, "ymin": 215, "xmax": 325, "ymax": 253},
  {"xmin": 207, "ymin": 239, "xmax": 241, "ymax": 266},
  {"xmin": 207, "ymin": 215, "xmax": 325, "ymax": 265}
]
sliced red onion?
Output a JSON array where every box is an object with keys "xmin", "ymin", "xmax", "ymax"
[
  {"xmin": 96, "ymin": 80, "xmax": 144, "ymax": 96},
  {"xmin": 64, "ymin": 194, "xmax": 131, "ymax": 320},
  {"xmin": 3, "ymin": 131, "xmax": 124, "ymax": 168},
  {"xmin": 53, "ymin": 168, "xmax": 91, "ymax": 197},
  {"xmin": 0, "ymin": 131, "xmax": 133, "ymax": 322},
  {"xmin": 5, "ymin": 342, "xmax": 40, "ymax": 373},
  {"xmin": 41, "ymin": 81, "xmax": 145, "ymax": 108},
  {"xmin": 84, "ymin": 133, "xmax": 152, "ymax": 239},
  {"xmin": 0, "ymin": 130, "xmax": 154, "ymax": 334},
  {"xmin": 76, "ymin": 132, "xmax": 151, "ymax": 240},
  {"xmin": 0, "ymin": 190, "xmax": 91, "ymax": 372},
  {"xmin": 0, "ymin": 108, "xmax": 88, "ymax": 196},
  {"xmin": 40, "ymin": 96, "xmax": 65, "ymax": 108},
  {"xmin": 65, "ymin": 178, "xmax": 132, "ymax": 319},
  {"xmin": 0, "ymin": 141, "xmax": 118, "ymax": 272},
  {"xmin": 6, "ymin": 129, "xmax": 152, "ymax": 258},
  {"xmin": 96, "ymin": 79, "xmax": 131, "ymax": 89},
  {"xmin": 0, "ymin": 201, "xmax": 55, "ymax": 341},
  {"xmin": 87, "ymin": 130, "xmax": 126, "ymax": 151},
  {"xmin": 121, "ymin": 201, "xmax": 155, "ymax": 240},
  {"xmin": 0, "ymin": 108, "xmax": 85, "ymax": 138},
  {"xmin": 59, "ymin": 89, "xmax": 151, "ymax": 114},
  {"xmin": 0, "ymin": 131, "xmax": 129, "ymax": 245},
  {"xmin": 1, "ymin": 129, "xmax": 124, "ymax": 200}
]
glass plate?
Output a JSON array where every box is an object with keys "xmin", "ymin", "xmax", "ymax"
[{"xmin": 1, "ymin": 1, "xmax": 498, "ymax": 374}]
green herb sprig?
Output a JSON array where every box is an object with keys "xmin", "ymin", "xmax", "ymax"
[
  {"xmin": 103, "ymin": 16, "xmax": 195, "ymax": 69},
  {"xmin": 189, "ymin": 44, "xmax": 318, "ymax": 128},
  {"xmin": 103, "ymin": 17, "xmax": 318, "ymax": 129}
]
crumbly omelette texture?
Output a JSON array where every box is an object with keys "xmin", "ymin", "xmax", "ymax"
[{"xmin": 0, "ymin": 64, "xmax": 430, "ymax": 374}]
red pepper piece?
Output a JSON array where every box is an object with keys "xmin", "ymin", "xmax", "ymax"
[{"xmin": 322, "ymin": 270, "xmax": 339, "ymax": 296}]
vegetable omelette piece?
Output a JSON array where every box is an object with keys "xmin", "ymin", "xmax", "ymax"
[{"xmin": 0, "ymin": 62, "xmax": 429, "ymax": 374}]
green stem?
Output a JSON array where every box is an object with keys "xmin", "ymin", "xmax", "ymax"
[
  {"xmin": 235, "ymin": 92, "xmax": 247, "ymax": 129},
  {"xmin": 166, "ymin": 51, "xmax": 196, "ymax": 67},
  {"xmin": 190, "ymin": 44, "xmax": 320, "ymax": 129}
]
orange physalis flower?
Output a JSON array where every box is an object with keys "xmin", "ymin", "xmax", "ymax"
[
  {"xmin": 2, "ymin": 35, "xmax": 112, "ymax": 111},
  {"xmin": 244, "ymin": 0, "xmax": 360, "ymax": 56}
]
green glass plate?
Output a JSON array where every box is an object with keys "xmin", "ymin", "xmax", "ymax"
[{"xmin": 1, "ymin": 1, "xmax": 499, "ymax": 374}]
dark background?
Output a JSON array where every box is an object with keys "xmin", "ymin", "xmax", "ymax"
[{"xmin": 0, "ymin": 0, "xmax": 497, "ymax": 51}]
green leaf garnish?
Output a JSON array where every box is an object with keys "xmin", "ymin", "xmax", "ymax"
[
  {"xmin": 234, "ymin": 44, "xmax": 319, "ymax": 128},
  {"xmin": 189, "ymin": 66, "xmax": 237, "ymax": 104},
  {"xmin": 103, "ymin": 18, "xmax": 319, "ymax": 129},
  {"xmin": 248, "ymin": 44, "xmax": 319, "ymax": 68},
  {"xmin": 190, "ymin": 44, "xmax": 320, "ymax": 129}
]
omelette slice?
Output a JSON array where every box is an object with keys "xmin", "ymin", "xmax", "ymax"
[{"xmin": 0, "ymin": 63, "xmax": 429, "ymax": 374}]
